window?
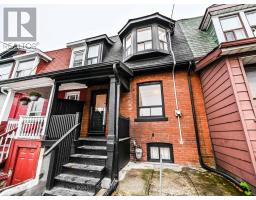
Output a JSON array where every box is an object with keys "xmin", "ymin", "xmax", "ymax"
[
  {"xmin": 246, "ymin": 11, "xmax": 256, "ymax": 37},
  {"xmin": 0, "ymin": 63, "xmax": 13, "ymax": 80},
  {"xmin": 28, "ymin": 98, "xmax": 44, "ymax": 116},
  {"xmin": 137, "ymin": 27, "xmax": 153, "ymax": 51},
  {"xmin": 125, "ymin": 33, "xmax": 132, "ymax": 57},
  {"xmin": 245, "ymin": 67, "xmax": 256, "ymax": 98},
  {"xmin": 158, "ymin": 27, "xmax": 168, "ymax": 51},
  {"xmin": 72, "ymin": 49, "xmax": 85, "ymax": 67},
  {"xmin": 147, "ymin": 143, "xmax": 174, "ymax": 163},
  {"xmin": 87, "ymin": 44, "xmax": 100, "ymax": 65},
  {"xmin": 15, "ymin": 59, "xmax": 34, "ymax": 78},
  {"xmin": 220, "ymin": 15, "xmax": 247, "ymax": 41},
  {"xmin": 137, "ymin": 82, "xmax": 164, "ymax": 118},
  {"xmin": 65, "ymin": 91, "xmax": 80, "ymax": 101}
]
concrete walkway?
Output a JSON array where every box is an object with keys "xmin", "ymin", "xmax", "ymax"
[{"xmin": 115, "ymin": 162, "xmax": 244, "ymax": 196}]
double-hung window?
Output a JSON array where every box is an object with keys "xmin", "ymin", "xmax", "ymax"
[
  {"xmin": 28, "ymin": 98, "xmax": 44, "ymax": 116},
  {"xmin": 72, "ymin": 49, "xmax": 85, "ymax": 67},
  {"xmin": 125, "ymin": 33, "xmax": 132, "ymax": 57},
  {"xmin": 147, "ymin": 143, "xmax": 174, "ymax": 163},
  {"xmin": 137, "ymin": 27, "xmax": 153, "ymax": 52},
  {"xmin": 65, "ymin": 91, "xmax": 80, "ymax": 101},
  {"xmin": 246, "ymin": 11, "xmax": 256, "ymax": 37},
  {"xmin": 0, "ymin": 63, "xmax": 13, "ymax": 80},
  {"xmin": 245, "ymin": 67, "xmax": 256, "ymax": 100},
  {"xmin": 87, "ymin": 44, "xmax": 100, "ymax": 65},
  {"xmin": 137, "ymin": 82, "xmax": 164, "ymax": 118},
  {"xmin": 15, "ymin": 59, "xmax": 34, "ymax": 78},
  {"xmin": 220, "ymin": 15, "xmax": 247, "ymax": 41},
  {"xmin": 158, "ymin": 27, "xmax": 168, "ymax": 51}
]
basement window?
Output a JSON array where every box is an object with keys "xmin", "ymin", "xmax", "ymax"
[
  {"xmin": 220, "ymin": 15, "xmax": 247, "ymax": 41},
  {"xmin": 147, "ymin": 143, "xmax": 174, "ymax": 163}
]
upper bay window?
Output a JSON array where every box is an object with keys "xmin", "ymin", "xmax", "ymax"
[
  {"xmin": 158, "ymin": 27, "xmax": 168, "ymax": 51},
  {"xmin": 72, "ymin": 49, "xmax": 85, "ymax": 67},
  {"xmin": 137, "ymin": 27, "xmax": 153, "ymax": 52},
  {"xmin": 125, "ymin": 33, "xmax": 132, "ymax": 57},
  {"xmin": 15, "ymin": 59, "xmax": 34, "ymax": 78},
  {"xmin": 246, "ymin": 11, "xmax": 256, "ymax": 37},
  {"xmin": 87, "ymin": 44, "xmax": 100, "ymax": 65},
  {"xmin": 137, "ymin": 82, "xmax": 164, "ymax": 119},
  {"xmin": 0, "ymin": 62, "xmax": 13, "ymax": 80},
  {"xmin": 220, "ymin": 15, "xmax": 247, "ymax": 42}
]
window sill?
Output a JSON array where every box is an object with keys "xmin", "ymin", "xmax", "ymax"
[{"xmin": 134, "ymin": 117, "xmax": 168, "ymax": 122}]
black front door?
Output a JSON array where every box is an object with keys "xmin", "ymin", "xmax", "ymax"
[{"xmin": 89, "ymin": 90, "xmax": 108, "ymax": 134}]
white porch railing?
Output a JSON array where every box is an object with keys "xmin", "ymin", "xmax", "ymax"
[
  {"xmin": 6, "ymin": 119, "xmax": 19, "ymax": 132},
  {"xmin": 15, "ymin": 116, "xmax": 46, "ymax": 139},
  {"xmin": 6, "ymin": 116, "xmax": 46, "ymax": 140},
  {"xmin": 0, "ymin": 129, "xmax": 16, "ymax": 164}
]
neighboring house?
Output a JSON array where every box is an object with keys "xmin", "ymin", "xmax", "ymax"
[{"xmin": 179, "ymin": 4, "xmax": 256, "ymax": 190}]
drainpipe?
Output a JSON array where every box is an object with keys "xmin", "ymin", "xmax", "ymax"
[
  {"xmin": 187, "ymin": 61, "xmax": 244, "ymax": 190},
  {"xmin": 1, "ymin": 87, "xmax": 8, "ymax": 95},
  {"xmin": 168, "ymin": 30, "xmax": 183, "ymax": 144}
]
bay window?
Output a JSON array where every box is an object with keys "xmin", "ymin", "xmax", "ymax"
[
  {"xmin": 220, "ymin": 15, "xmax": 247, "ymax": 41},
  {"xmin": 87, "ymin": 44, "xmax": 100, "ymax": 65},
  {"xmin": 125, "ymin": 33, "xmax": 132, "ymax": 57},
  {"xmin": 0, "ymin": 62, "xmax": 13, "ymax": 80},
  {"xmin": 158, "ymin": 27, "xmax": 168, "ymax": 51},
  {"xmin": 137, "ymin": 27, "xmax": 153, "ymax": 51},
  {"xmin": 246, "ymin": 11, "xmax": 256, "ymax": 37},
  {"xmin": 137, "ymin": 82, "xmax": 164, "ymax": 118},
  {"xmin": 15, "ymin": 59, "xmax": 35, "ymax": 78}
]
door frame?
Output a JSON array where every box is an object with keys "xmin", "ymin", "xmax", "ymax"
[{"xmin": 88, "ymin": 89, "xmax": 109, "ymax": 135}]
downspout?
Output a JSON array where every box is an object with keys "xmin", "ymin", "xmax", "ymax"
[
  {"xmin": 187, "ymin": 61, "xmax": 244, "ymax": 190},
  {"xmin": 168, "ymin": 30, "xmax": 183, "ymax": 144},
  {"xmin": 1, "ymin": 87, "xmax": 8, "ymax": 95}
]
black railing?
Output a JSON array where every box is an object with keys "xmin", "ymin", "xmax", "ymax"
[
  {"xmin": 44, "ymin": 113, "xmax": 80, "ymax": 190},
  {"xmin": 117, "ymin": 116, "xmax": 130, "ymax": 171}
]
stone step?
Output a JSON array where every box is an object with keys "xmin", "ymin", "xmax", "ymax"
[
  {"xmin": 76, "ymin": 137, "xmax": 107, "ymax": 146},
  {"xmin": 44, "ymin": 187, "xmax": 94, "ymax": 196},
  {"xmin": 69, "ymin": 154, "xmax": 107, "ymax": 166},
  {"xmin": 76, "ymin": 145, "xmax": 107, "ymax": 156},
  {"xmin": 62, "ymin": 163, "xmax": 105, "ymax": 178},
  {"xmin": 54, "ymin": 173, "xmax": 101, "ymax": 193}
]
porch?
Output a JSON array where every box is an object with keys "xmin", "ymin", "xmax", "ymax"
[{"xmin": 42, "ymin": 62, "xmax": 133, "ymax": 195}]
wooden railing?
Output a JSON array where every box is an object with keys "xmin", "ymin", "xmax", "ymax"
[
  {"xmin": 44, "ymin": 113, "xmax": 80, "ymax": 190},
  {"xmin": 6, "ymin": 119, "xmax": 19, "ymax": 132},
  {"xmin": 0, "ymin": 128, "xmax": 17, "ymax": 164},
  {"xmin": 15, "ymin": 116, "xmax": 46, "ymax": 139}
]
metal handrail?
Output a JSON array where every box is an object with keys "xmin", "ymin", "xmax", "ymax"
[
  {"xmin": 43, "ymin": 123, "xmax": 80, "ymax": 157},
  {"xmin": 0, "ymin": 127, "xmax": 18, "ymax": 138}
]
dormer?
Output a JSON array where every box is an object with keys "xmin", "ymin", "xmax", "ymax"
[
  {"xmin": 67, "ymin": 34, "xmax": 114, "ymax": 68},
  {"xmin": 11, "ymin": 50, "xmax": 52, "ymax": 78},
  {"xmin": 118, "ymin": 13, "xmax": 175, "ymax": 61},
  {"xmin": 199, "ymin": 4, "xmax": 256, "ymax": 43}
]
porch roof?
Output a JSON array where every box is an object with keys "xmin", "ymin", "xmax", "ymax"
[
  {"xmin": 0, "ymin": 61, "xmax": 133, "ymax": 91},
  {"xmin": 196, "ymin": 38, "xmax": 256, "ymax": 71}
]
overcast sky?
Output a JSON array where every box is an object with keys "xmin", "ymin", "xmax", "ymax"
[{"xmin": 0, "ymin": 4, "xmax": 210, "ymax": 52}]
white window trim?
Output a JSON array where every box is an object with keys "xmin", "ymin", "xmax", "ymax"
[
  {"xmin": 26, "ymin": 98, "xmax": 45, "ymax": 116},
  {"xmin": 11, "ymin": 56, "xmax": 39, "ymax": 79},
  {"xmin": 69, "ymin": 46, "xmax": 86, "ymax": 68},
  {"xmin": 65, "ymin": 91, "xmax": 80, "ymax": 100}
]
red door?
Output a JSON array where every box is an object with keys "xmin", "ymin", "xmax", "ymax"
[{"xmin": 11, "ymin": 147, "xmax": 38, "ymax": 185}]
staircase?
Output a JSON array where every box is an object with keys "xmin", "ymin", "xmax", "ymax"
[{"xmin": 44, "ymin": 137, "xmax": 107, "ymax": 196}]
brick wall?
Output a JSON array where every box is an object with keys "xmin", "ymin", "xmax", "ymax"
[{"xmin": 120, "ymin": 71, "xmax": 215, "ymax": 166}]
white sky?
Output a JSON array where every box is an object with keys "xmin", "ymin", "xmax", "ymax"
[{"xmin": 0, "ymin": 4, "xmax": 210, "ymax": 52}]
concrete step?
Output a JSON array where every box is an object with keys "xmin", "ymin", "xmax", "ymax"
[
  {"xmin": 76, "ymin": 137, "xmax": 107, "ymax": 146},
  {"xmin": 54, "ymin": 173, "xmax": 101, "ymax": 193},
  {"xmin": 69, "ymin": 154, "xmax": 107, "ymax": 166},
  {"xmin": 62, "ymin": 163, "xmax": 105, "ymax": 178},
  {"xmin": 76, "ymin": 145, "xmax": 107, "ymax": 156},
  {"xmin": 44, "ymin": 187, "xmax": 94, "ymax": 196}
]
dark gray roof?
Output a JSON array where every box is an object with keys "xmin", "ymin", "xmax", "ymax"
[
  {"xmin": 177, "ymin": 16, "xmax": 218, "ymax": 59},
  {"xmin": 102, "ymin": 22, "xmax": 194, "ymax": 71}
]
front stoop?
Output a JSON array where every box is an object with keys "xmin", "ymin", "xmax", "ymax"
[{"xmin": 44, "ymin": 137, "xmax": 107, "ymax": 196}]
